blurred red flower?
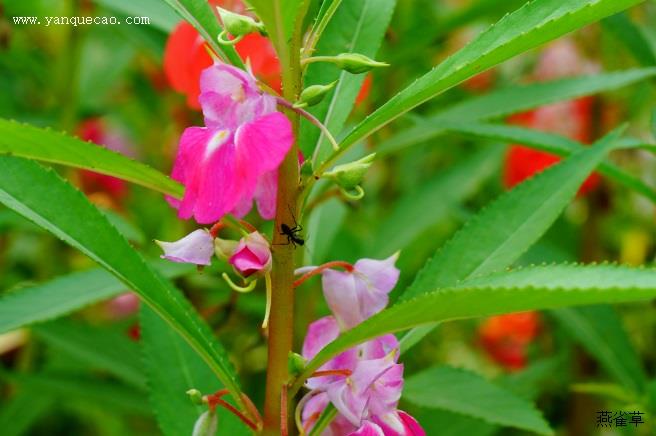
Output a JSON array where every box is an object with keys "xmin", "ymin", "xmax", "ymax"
[
  {"xmin": 478, "ymin": 312, "xmax": 541, "ymax": 371},
  {"xmin": 164, "ymin": 0, "xmax": 371, "ymax": 110},
  {"xmin": 163, "ymin": 0, "xmax": 281, "ymax": 109},
  {"xmin": 77, "ymin": 118, "xmax": 133, "ymax": 204},
  {"xmin": 503, "ymin": 39, "xmax": 600, "ymax": 195}
]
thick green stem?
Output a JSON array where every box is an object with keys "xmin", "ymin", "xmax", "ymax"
[{"xmin": 262, "ymin": 9, "xmax": 303, "ymax": 434}]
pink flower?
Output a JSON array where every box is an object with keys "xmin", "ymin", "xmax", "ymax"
[
  {"xmin": 228, "ymin": 231, "xmax": 272, "ymax": 277},
  {"xmin": 167, "ymin": 63, "xmax": 293, "ymax": 224},
  {"xmin": 322, "ymin": 254, "xmax": 400, "ymax": 329},
  {"xmin": 301, "ymin": 316, "xmax": 424, "ymax": 435},
  {"xmin": 156, "ymin": 229, "xmax": 214, "ymax": 265}
]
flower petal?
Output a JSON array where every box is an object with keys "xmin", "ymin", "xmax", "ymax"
[
  {"xmin": 349, "ymin": 421, "xmax": 385, "ymax": 436},
  {"xmin": 322, "ymin": 269, "xmax": 364, "ymax": 330},
  {"xmin": 156, "ymin": 229, "xmax": 214, "ymax": 265},
  {"xmin": 234, "ymin": 112, "xmax": 293, "ymax": 178},
  {"xmin": 254, "ymin": 169, "xmax": 278, "ymax": 220}
]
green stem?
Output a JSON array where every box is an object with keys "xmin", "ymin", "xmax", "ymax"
[{"xmin": 262, "ymin": 4, "xmax": 304, "ymax": 434}]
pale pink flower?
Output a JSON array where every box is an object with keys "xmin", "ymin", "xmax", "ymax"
[
  {"xmin": 156, "ymin": 229, "xmax": 214, "ymax": 265},
  {"xmin": 322, "ymin": 254, "xmax": 400, "ymax": 329},
  {"xmin": 301, "ymin": 316, "xmax": 424, "ymax": 435},
  {"xmin": 167, "ymin": 63, "xmax": 293, "ymax": 224}
]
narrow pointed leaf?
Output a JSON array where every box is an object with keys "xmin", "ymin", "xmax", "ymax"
[
  {"xmin": 296, "ymin": 264, "xmax": 656, "ymax": 384},
  {"xmin": 0, "ymin": 119, "xmax": 183, "ymax": 198},
  {"xmin": 402, "ymin": 130, "xmax": 623, "ymax": 300},
  {"xmin": 0, "ymin": 157, "xmax": 245, "ymax": 412},
  {"xmin": 0, "ymin": 261, "xmax": 193, "ymax": 334},
  {"xmin": 404, "ymin": 366, "xmax": 552, "ymax": 435},
  {"xmin": 336, "ymin": 0, "xmax": 645, "ymax": 158},
  {"xmin": 378, "ymin": 68, "xmax": 656, "ymax": 155},
  {"xmin": 141, "ymin": 306, "xmax": 249, "ymax": 436}
]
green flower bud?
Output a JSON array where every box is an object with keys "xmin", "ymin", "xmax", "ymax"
[
  {"xmin": 288, "ymin": 352, "xmax": 306, "ymax": 377},
  {"xmin": 333, "ymin": 53, "xmax": 388, "ymax": 74},
  {"xmin": 323, "ymin": 153, "xmax": 376, "ymax": 190},
  {"xmin": 217, "ymin": 7, "xmax": 264, "ymax": 37},
  {"xmin": 295, "ymin": 81, "xmax": 337, "ymax": 107},
  {"xmin": 186, "ymin": 389, "xmax": 204, "ymax": 405}
]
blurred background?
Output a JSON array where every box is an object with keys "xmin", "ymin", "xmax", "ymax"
[{"xmin": 1, "ymin": 0, "xmax": 656, "ymax": 434}]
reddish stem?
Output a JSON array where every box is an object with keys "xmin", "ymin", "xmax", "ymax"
[
  {"xmin": 209, "ymin": 221, "xmax": 225, "ymax": 239},
  {"xmin": 206, "ymin": 390, "xmax": 259, "ymax": 431},
  {"xmin": 281, "ymin": 384, "xmax": 289, "ymax": 436},
  {"xmin": 293, "ymin": 261, "xmax": 354, "ymax": 288},
  {"xmin": 309, "ymin": 369, "xmax": 352, "ymax": 378}
]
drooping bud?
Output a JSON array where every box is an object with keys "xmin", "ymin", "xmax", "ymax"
[
  {"xmin": 156, "ymin": 229, "xmax": 215, "ymax": 266},
  {"xmin": 228, "ymin": 231, "xmax": 272, "ymax": 278},
  {"xmin": 295, "ymin": 81, "xmax": 337, "ymax": 108},
  {"xmin": 331, "ymin": 53, "xmax": 388, "ymax": 74},
  {"xmin": 323, "ymin": 153, "xmax": 376, "ymax": 190},
  {"xmin": 217, "ymin": 7, "xmax": 265, "ymax": 38},
  {"xmin": 192, "ymin": 411, "xmax": 218, "ymax": 436}
]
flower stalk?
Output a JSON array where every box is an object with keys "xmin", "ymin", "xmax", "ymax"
[{"xmin": 262, "ymin": 12, "xmax": 303, "ymax": 434}]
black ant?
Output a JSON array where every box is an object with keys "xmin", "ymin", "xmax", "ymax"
[{"xmin": 279, "ymin": 206, "xmax": 305, "ymax": 248}]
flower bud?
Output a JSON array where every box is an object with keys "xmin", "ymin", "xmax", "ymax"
[
  {"xmin": 288, "ymin": 351, "xmax": 306, "ymax": 377},
  {"xmin": 156, "ymin": 229, "xmax": 214, "ymax": 266},
  {"xmin": 333, "ymin": 53, "xmax": 388, "ymax": 74},
  {"xmin": 186, "ymin": 389, "xmax": 204, "ymax": 405},
  {"xmin": 323, "ymin": 153, "xmax": 375, "ymax": 190},
  {"xmin": 228, "ymin": 231, "xmax": 272, "ymax": 278},
  {"xmin": 217, "ymin": 7, "xmax": 265, "ymax": 37},
  {"xmin": 296, "ymin": 81, "xmax": 336, "ymax": 107}
]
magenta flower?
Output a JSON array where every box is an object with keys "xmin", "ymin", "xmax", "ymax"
[
  {"xmin": 228, "ymin": 231, "xmax": 272, "ymax": 277},
  {"xmin": 301, "ymin": 316, "xmax": 424, "ymax": 435},
  {"xmin": 155, "ymin": 229, "xmax": 214, "ymax": 265},
  {"xmin": 322, "ymin": 253, "xmax": 400, "ymax": 329},
  {"xmin": 167, "ymin": 63, "xmax": 293, "ymax": 224}
]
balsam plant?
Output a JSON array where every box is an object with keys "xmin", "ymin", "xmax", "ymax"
[{"xmin": 1, "ymin": 0, "xmax": 656, "ymax": 435}]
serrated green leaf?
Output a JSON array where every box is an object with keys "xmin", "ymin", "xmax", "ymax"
[
  {"xmin": 378, "ymin": 68, "xmax": 656, "ymax": 155},
  {"xmin": 333, "ymin": 0, "xmax": 646, "ymax": 162},
  {"xmin": 0, "ymin": 157, "xmax": 246, "ymax": 414},
  {"xmin": 141, "ymin": 306, "xmax": 249, "ymax": 436},
  {"xmin": 33, "ymin": 320, "xmax": 146, "ymax": 391},
  {"xmin": 373, "ymin": 144, "xmax": 503, "ymax": 256},
  {"xmin": 0, "ymin": 260, "xmax": 193, "ymax": 334},
  {"xmin": 294, "ymin": 264, "xmax": 656, "ymax": 386},
  {"xmin": 551, "ymin": 306, "xmax": 647, "ymax": 394},
  {"xmin": 402, "ymin": 130, "xmax": 623, "ymax": 300},
  {"xmin": 439, "ymin": 121, "xmax": 656, "ymax": 203},
  {"xmin": 403, "ymin": 366, "xmax": 552, "ymax": 435},
  {"xmin": 300, "ymin": 0, "xmax": 395, "ymax": 160},
  {"xmin": 0, "ymin": 119, "xmax": 183, "ymax": 198},
  {"xmin": 397, "ymin": 131, "xmax": 624, "ymax": 350},
  {"xmin": 162, "ymin": 0, "xmax": 243, "ymax": 67}
]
